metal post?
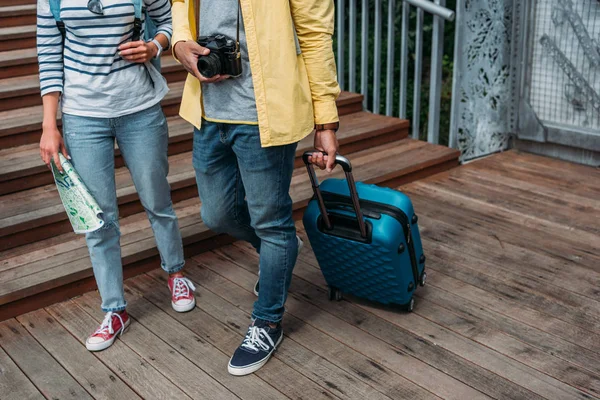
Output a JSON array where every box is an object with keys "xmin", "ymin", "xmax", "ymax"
[
  {"xmin": 427, "ymin": 0, "xmax": 445, "ymax": 144},
  {"xmin": 385, "ymin": 0, "xmax": 396, "ymax": 116},
  {"xmin": 337, "ymin": 0, "xmax": 345, "ymax": 90},
  {"xmin": 360, "ymin": 0, "xmax": 369, "ymax": 108},
  {"xmin": 449, "ymin": 0, "xmax": 463, "ymax": 148},
  {"xmin": 349, "ymin": 0, "xmax": 357, "ymax": 93},
  {"xmin": 373, "ymin": 0, "xmax": 382, "ymax": 114},
  {"xmin": 412, "ymin": 7, "xmax": 424, "ymax": 139},
  {"xmin": 399, "ymin": 1, "xmax": 410, "ymax": 119}
]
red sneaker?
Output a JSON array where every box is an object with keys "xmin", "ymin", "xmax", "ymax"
[
  {"xmin": 86, "ymin": 311, "xmax": 130, "ymax": 352},
  {"xmin": 168, "ymin": 276, "xmax": 196, "ymax": 312}
]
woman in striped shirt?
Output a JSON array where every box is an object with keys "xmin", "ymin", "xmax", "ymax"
[{"xmin": 37, "ymin": 0, "xmax": 196, "ymax": 352}]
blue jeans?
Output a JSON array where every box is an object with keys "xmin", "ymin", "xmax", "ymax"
[
  {"xmin": 193, "ymin": 121, "xmax": 298, "ymax": 323},
  {"xmin": 63, "ymin": 104, "xmax": 185, "ymax": 312}
]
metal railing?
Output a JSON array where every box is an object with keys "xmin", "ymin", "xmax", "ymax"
[{"xmin": 334, "ymin": 0, "xmax": 455, "ymax": 145}]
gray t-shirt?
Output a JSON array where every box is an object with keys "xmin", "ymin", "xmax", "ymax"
[{"xmin": 200, "ymin": 0, "xmax": 258, "ymax": 124}]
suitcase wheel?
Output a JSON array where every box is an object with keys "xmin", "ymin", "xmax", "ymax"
[
  {"xmin": 406, "ymin": 297, "xmax": 415, "ymax": 312},
  {"xmin": 328, "ymin": 286, "xmax": 343, "ymax": 301},
  {"xmin": 419, "ymin": 271, "xmax": 427, "ymax": 287}
]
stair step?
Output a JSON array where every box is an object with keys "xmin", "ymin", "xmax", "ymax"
[
  {"xmin": 0, "ymin": 55, "xmax": 187, "ymax": 111},
  {"xmin": 0, "ymin": 86, "xmax": 363, "ymax": 148},
  {"xmin": 0, "ymin": 111, "xmax": 406, "ymax": 195},
  {"xmin": 0, "ymin": 116, "xmax": 193, "ymax": 195},
  {"xmin": 0, "ymin": 25, "xmax": 35, "ymax": 52},
  {"xmin": 0, "ymin": 48, "xmax": 37, "ymax": 79},
  {"xmin": 0, "ymin": 79, "xmax": 185, "ymax": 148},
  {"xmin": 0, "ymin": 112, "xmax": 410, "ymax": 249},
  {"xmin": 0, "ymin": 0, "xmax": 35, "ymax": 7},
  {"xmin": 0, "ymin": 140, "xmax": 459, "ymax": 319},
  {"xmin": 0, "ymin": 4, "xmax": 36, "ymax": 27}
]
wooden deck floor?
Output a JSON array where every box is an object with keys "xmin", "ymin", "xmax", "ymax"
[{"xmin": 1, "ymin": 150, "xmax": 599, "ymax": 400}]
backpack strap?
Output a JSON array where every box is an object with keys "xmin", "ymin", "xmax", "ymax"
[
  {"xmin": 132, "ymin": 0, "xmax": 143, "ymax": 41},
  {"xmin": 48, "ymin": 0, "xmax": 66, "ymax": 40}
]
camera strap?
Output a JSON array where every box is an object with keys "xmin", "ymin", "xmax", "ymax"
[{"xmin": 236, "ymin": 0, "xmax": 241, "ymax": 52}]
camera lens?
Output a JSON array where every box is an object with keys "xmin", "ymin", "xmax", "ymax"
[{"xmin": 197, "ymin": 53, "xmax": 221, "ymax": 78}]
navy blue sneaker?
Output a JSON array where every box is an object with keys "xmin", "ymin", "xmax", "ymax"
[{"xmin": 228, "ymin": 319, "xmax": 283, "ymax": 376}]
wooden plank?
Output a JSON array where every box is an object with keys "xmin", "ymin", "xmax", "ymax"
[
  {"xmin": 417, "ymin": 265, "xmax": 600, "ymax": 356},
  {"xmin": 283, "ymin": 237, "xmax": 600, "ymax": 399},
  {"xmin": 0, "ymin": 318, "xmax": 93, "ymax": 399},
  {"xmin": 194, "ymin": 250, "xmax": 493, "ymax": 400},
  {"xmin": 143, "ymin": 267, "xmax": 438, "ymax": 400},
  {"xmin": 422, "ymin": 169, "xmax": 600, "ymax": 237},
  {"xmin": 0, "ymin": 198, "xmax": 200, "ymax": 280},
  {"xmin": 17, "ymin": 309, "xmax": 141, "ymax": 400},
  {"xmin": 0, "ymin": 345, "xmax": 43, "ymax": 400},
  {"xmin": 0, "ymin": 5, "xmax": 36, "ymax": 28},
  {"xmin": 417, "ymin": 220, "xmax": 600, "ymax": 330},
  {"xmin": 0, "ymin": 112, "xmax": 404, "ymax": 196},
  {"xmin": 224, "ymin": 243, "xmax": 587, "ymax": 400},
  {"xmin": 256, "ymin": 231, "xmax": 600, "ymax": 379},
  {"xmin": 414, "ymin": 275, "xmax": 600, "ymax": 372},
  {"xmin": 406, "ymin": 182, "xmax": 599, "ymax": 272},
  {"xmin": 403, "ymin": 189, "xmax": 600, "ymax": 335},
  {"xmin": 0, "ymin": 129, "xmax": 431, "ymax": 247},
  {"xmin": 117, "ymin": 279, "xmax": 291, "ymax": 400},
  {"xmin": 463, "ymin": 161, "xmax": 600, "ymax": 209},
  {"xmin": 0, "ymin": 210, "xmax": 199, "ymax": 304},
  {"xmin": 492, "ymin": 151, "xmax": 600, "ymax": 190},
  {"xmin": 74, "ymin": 291, "xmax": 240, "ymax": 400},
  {"xmin": 130, "ymin": 273, "xmax": 342, "ymax": 400},
  {"xmin": 46, "ymin": 300, "xmax": 193, "ymax": 400},
  {"xmin": 412, "ymin": 198, "xmax": 600, "ymax": 301}
]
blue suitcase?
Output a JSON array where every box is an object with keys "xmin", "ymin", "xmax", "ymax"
[{"xmin": 302, "ymin": 152, "xmax": 426, "ymax": 311}]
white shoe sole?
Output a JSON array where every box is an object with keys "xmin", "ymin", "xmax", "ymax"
[
  {"xmin": 172, "ymin": 296, "xmax": 196, "ymax": 313},
  {"xmin": 227, "ymin": 334, "xmax": 283, "ymax": 376},
  {"xmin": 86, "ymin": 318, "xmax": 131, "ymax": 352},
  {"xmin": 254, "ymin": 237, "xmax": 303, "ymax": 297}
]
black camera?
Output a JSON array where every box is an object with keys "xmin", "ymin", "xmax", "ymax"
[{"xmin": 196, "ymin": 34, "xmax": 242, "ymax": 78}]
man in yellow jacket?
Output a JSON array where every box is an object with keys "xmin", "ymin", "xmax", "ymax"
[{"xmin": 172, "ymin": 0, "xmax": 341, "ymax": 375}]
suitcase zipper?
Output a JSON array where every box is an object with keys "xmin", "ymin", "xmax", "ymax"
[{"xmin": 321, "ymin": 191, "xmax": 420, "ymax": 285}]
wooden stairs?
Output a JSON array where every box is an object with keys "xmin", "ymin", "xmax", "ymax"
[{"xmin": 0, "ymin": 2, "xmax": 461, "ymax": 321}]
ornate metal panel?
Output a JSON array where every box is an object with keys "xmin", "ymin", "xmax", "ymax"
[{"xmin": 450, "ymin": 0, "xmax": 514, "ymax": 161}]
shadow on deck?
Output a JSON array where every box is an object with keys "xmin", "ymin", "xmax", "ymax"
[{"xmin": 1, "ymin": 150, "xmax": 599, "ymax": 400}]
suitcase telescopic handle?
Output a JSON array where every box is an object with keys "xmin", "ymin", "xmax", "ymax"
[{"xmin": 302, "ymin": 151, "xmax": 367, "ymax": 238}]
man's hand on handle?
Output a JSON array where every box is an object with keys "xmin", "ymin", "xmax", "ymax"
[
  {"xmin": 173, "ymin": 41, "xmax": 228, "ymax": 83},
  {"xmin": 311, "ymin": 129, "xmax": 339, "ymax": 173}
]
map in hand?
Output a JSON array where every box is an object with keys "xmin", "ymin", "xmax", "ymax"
[{"xmin": 51, "ymin": 154, "xmax": 105, "ymax": 234}]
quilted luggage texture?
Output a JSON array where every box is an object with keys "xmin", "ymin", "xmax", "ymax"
[{"xmin": 301, "ymin": 152, "xmax": 426, "ymax": 310}]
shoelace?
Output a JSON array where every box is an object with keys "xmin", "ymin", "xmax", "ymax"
[
  {"xmin": 93, "ymin": 312, "xmax": 125, "ymax": 337},
  {"xmin": 240, "ymin": 326, "xmax": 274, "ymax": 352},
  {"xmin": 172, "ymin": 277, "xmax": 196, "ymax": 299}
]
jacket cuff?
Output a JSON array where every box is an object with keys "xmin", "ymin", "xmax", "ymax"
[
  {"xmin": 172, "ymin": 32, "xmax": 194, "ymax": 63},
  {"xmin": 313, "ymin": 100, "xmax": 340, "ymax": 125}
]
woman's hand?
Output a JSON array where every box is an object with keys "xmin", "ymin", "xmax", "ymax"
[
  {"xmin": 118, "ymin": 40, "xmax": 158, "ymax": 63},
  {"xmin": 173, "ymin": 40, "xmax": 228, "ymax": 83},
  {"xmin": 40, "ymin": 123, "xmax": 69, "ymax": 173}
]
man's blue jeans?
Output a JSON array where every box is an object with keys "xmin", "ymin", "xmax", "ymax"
[
  {"xmin": 193, "ymin": 121, "xmax": 298, "ymax": 323},
  {"xmin": 63, "ymin": 104, "xmax": 185, "ymax": 312}
]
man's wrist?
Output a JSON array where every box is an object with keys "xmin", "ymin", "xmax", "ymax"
[{"xmin": 315, "ymin": 122, "xmax": 339, "ymax": 133}]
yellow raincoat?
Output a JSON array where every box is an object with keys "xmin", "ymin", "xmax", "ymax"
[{"xmin": 171, "ymin": 0, "xmax": 340, "ymax": 147}]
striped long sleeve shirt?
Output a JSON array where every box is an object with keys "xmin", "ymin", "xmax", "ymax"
[{"xmin": 36, "ymin": 0, "xmax": 172, "ymax": 118}]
